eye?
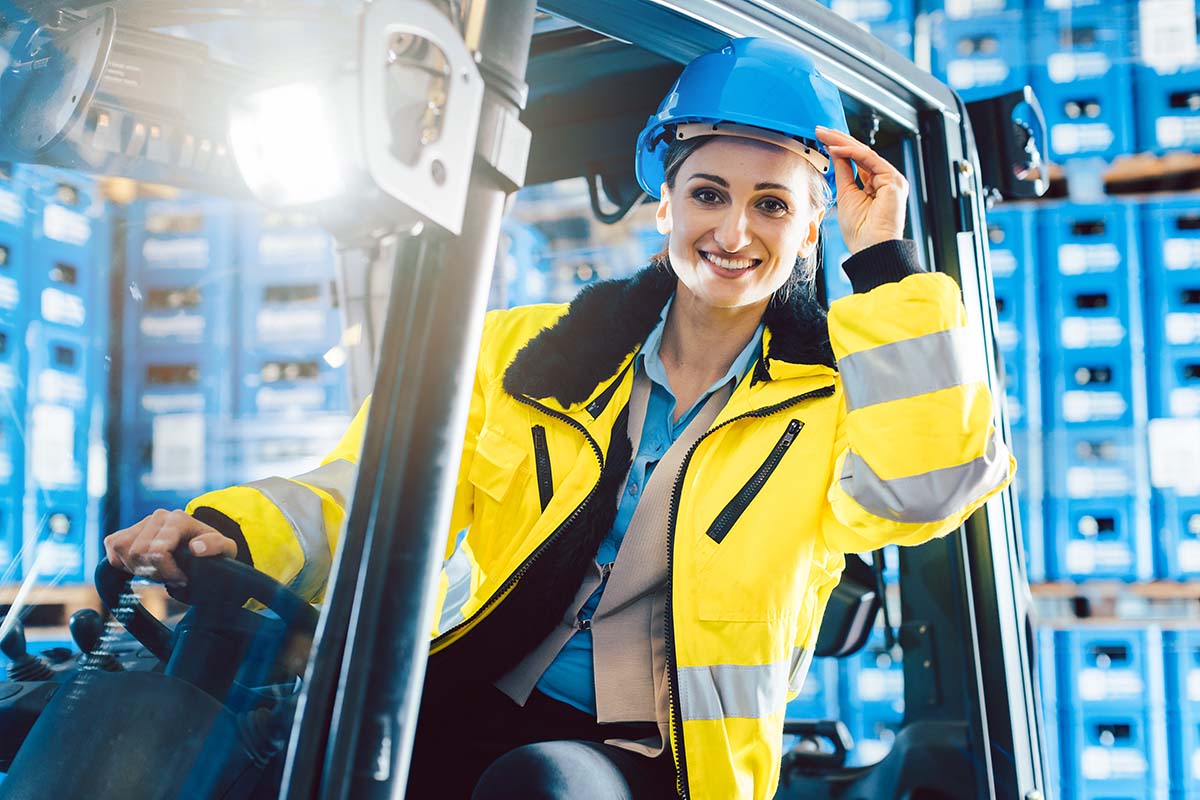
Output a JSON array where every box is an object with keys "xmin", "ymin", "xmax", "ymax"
[
  {"xmin": 692, "ymin": 187, "xmax": 723, "ymax": 205},
  {"xmin": 757, "ymin": 197, "xmax": 789, "ymax": 216}
]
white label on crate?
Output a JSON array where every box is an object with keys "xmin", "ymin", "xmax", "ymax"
[
  {"xmin": 1047, "ymin": 51, "xmax": 1111, "ymax": 83},
  {"xmin": 1157, "ymin": 116, "xmax": 1200, "ymax": 149},
  {"xmin": 996, "ymin": 322, "xmax": 1019, "ymax": 351},
  {"xmin": 258, "ymin": 232, "xmax": 332, "ymax": 265},
  {"xmin": 43, "ymin": 204, "xmax": 90, "ymax": 246},
  {"xmin": 1148, "ymin": 417, "xmax": 1200, "ymax": 491},
  {"xmin": 1171, "ymin": 387, "xmax": 1200, "ymax": 417},
  {"xmin": 41, "ymin": 287, "xmax": 86, "ymax": 327},
  {"xmin": 255, "ymin": 307, "xmax": 329, "ymax": 342},
  {"xmin": 948, "ymin": 58, "xmax": 1009, "ymax": 90},
  {"xmin": 0, "ymin": 275, "xmax": 17, "ymax": 310},
  {"xmin": 30, "ymin": 404, "xmax": 78, "ymax": 486},
  {"xmin": 142, "ymin": 237, "xmax": 210, "ymax": 268},
  {"xmin": 0, "ymin": 188, "xmax": 22, "ymax": 225},
  {"xmin": 1058, "ymin": 243, "xmax": 1121, "ymax": 275},
  {"xmin": 1180, "ymin": 541, "xmax": 1200, "ymax": 573},
  {"xmin": 1188, "ymin": 669, "xmax": 1200, "ymax": 702},
  {"xmin": 255, "ymin": 385, "xmax": 328, "ymax": 412},
  {"xmin": 35, "ymin": 541, "xmax": 81, "ymax": 578},
  {"xmin": 1139, "ymin": 0, "xmax": 1199, "ymax": 73},
  {"xmin": 945, "ymin": 0, "xmax": 1004, "ymax": 18},
  {"xmin": 1166, "ymin": 312, "xmax": 1200, "ymax": 345},
  {"xmin": 1060, "ymin": 317, "xmax": 1126, "ymax": 348},
  {"xmin": 1067, "ymin": 465, "xmax": 1133, "ymax": 497},
  {"xmin": 1051, "ymin": 123, "xmax": 1115, "ymax": 155},
  {"xmin": 0, "ymin": 364, "xmax": 13, "ymax": 393},
  {"xmin": 1081, "ymin": 745, "xmax": 1112, "ymax": 779},
  {"xmin": 140, "ymin": 314, "xmax": 205, "ymax": 341},
  {"xmin": 149, "ymin": 413, "xmax": 205, "ymax": 490},
  {"xmin": 990, "ymin": 249, "xmax": 1018, "ymax": 279},
  {"xmin": 88, "ymin": 440, "xmax": 107, "ymax": 499},
  {"xmin": 141, "ymin": 392, "xmax": 204, "ymax": 414},
  {"xmin": 1063, "ymin": 390, "xmax": 1127, "ymax": 423},
  {"xmin": 1164, "ymin": 237, "xmax": 1200, "ymax": 270},
  {"xmin": 37, "ymin": 369, "xmax": 84, "ymax": 405}
]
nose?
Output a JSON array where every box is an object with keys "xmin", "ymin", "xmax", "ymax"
[{"xmin": 713, "ymin": 206, "xmax": 751, "ymax": 253}]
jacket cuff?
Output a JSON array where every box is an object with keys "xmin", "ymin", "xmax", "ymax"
[
  {"xmin": 190, "ymin": 506, "xmax": 254, "ymax": 568},
  {"xmin": 840, "ymin": 239, "xmax": 924, "ymax": 293}
]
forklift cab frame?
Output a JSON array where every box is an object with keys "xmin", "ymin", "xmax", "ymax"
[{"xmin": 0, "ymin": 1, "xmax": 1046, "ymax": 798}]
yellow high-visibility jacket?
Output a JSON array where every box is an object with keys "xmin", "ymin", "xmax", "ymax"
[{"xmin": 188, "ymin": 242, "xmax": 1014, "ymax": 799}]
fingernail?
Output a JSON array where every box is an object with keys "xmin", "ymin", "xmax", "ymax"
[{"xmin": 191, "ymin": 540, "xmax": 207, "ymax": 554}]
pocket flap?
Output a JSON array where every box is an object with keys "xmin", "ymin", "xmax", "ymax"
[{"xmin": 468, "ymin": 427, "xmax": 528, "ymax": 502}]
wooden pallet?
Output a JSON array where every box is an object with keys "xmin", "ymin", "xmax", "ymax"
[{"xmin": 0, "ymin": 583, "xmax": 175, "ymax": 631}]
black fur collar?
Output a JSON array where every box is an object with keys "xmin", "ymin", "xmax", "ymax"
[{"xmin": 502, "ymin": 263, "xmax": 836, "ymax": 407}]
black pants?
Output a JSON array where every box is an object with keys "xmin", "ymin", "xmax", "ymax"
[{"xmin": 405, "ymin": 680, "xmax": 678, "ymax": 799}]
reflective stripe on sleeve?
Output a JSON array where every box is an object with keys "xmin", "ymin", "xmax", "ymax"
[
  {"xmin": 245, "ymin": 477, "xmax": 332, "ymax": 600},
  {"xmin": 438, "ymin": 539, "xmax": 473, "ymax": 633},
  {"xmin": 678, "ymin": 659, "xmax": 789, "ymax": 722},
  {"xmin": 839, "ymin": 431, "xmax": 1010, "ymax": 524},
  {"xmin": 291, "ymin": 458, "xmax": 357, "ymax": 507},
  {"xmin": 788, "ymin": 646, "xmax": 813, "ymax": 696},
  {"xmin": 838, "ymin": 326, "xmax": 987, "ymax": 412}
]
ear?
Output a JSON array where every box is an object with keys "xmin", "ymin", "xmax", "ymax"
[
  {"xmin": 655, "ymin": 184, "xmax": 672, "ymax": 235},
  {"xmin": 798, "ymin": 208, "xmax": 825, "ymax": 260}
]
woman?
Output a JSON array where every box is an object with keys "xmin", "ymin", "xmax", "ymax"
[{"xmin": 105, "ymin": 37, "xmax": 1013, "ymax": 799}]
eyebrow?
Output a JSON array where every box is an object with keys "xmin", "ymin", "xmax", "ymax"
[{"xmin": 686, "ymin": 173, "xmax": 793, "ymax": 193}]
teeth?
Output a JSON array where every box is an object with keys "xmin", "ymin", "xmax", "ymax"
[{"xmin": 706, "ymin": 252, "xmax": 756, "ymax": 270}]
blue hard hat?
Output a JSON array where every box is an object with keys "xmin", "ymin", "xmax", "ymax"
[{"xmin": 635, "ymin": 37, "xmax": 850, "ymax": 201}]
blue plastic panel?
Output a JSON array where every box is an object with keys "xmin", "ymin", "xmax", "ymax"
[
  {"xmin": 1062, "ymin": 709, "xmax": 1170, "ymax": 800},
  {"xmin": 24, "ymin": 490, "xmax": 90, "ymax": 585},
  {"xmin": 1048, "ymin": 495, "xmax": 1153, "ymax": 580},
  {"xmin": 932, "ymin": 13, "xmax": 1028, "ymax": 102},
  {"xmin": 1154, "ymin": 490, "xmax": 1200, "ymax": 579},
  {"xmin": 1047, "ymin": 426, "xmax": 1148, "ymax": 500},
  {"xmin": 0, "ymin": 496, "xmax": 20, "ymax": 582},
  {"xmin": 125, "ymin": 197, "xmax": 239, "ymax": 274},
  {"xmin": 0, "ymin": 171, "xmax": 27, "ymax": 329},
  {"xmin": 1165, "ymin": 631, "xmax": 1200, "ymax": 796},
  {"xmin": 1149, "ymin": 347, "xmax": 1200, "ymax": 419},
  {"xmin": 1060, "ymin": 628, "xmax": 1166, "ymax": 710},
  {"xmin": 235, "ymin": 351, "xmax": 348, "ymax": 418},
  {"xmin": 1135, "ymin": 66, "xmax": 1200, "ymax": 154}
]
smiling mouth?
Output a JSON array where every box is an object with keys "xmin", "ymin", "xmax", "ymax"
[{"xmin": 701, "ymin": 251, "xmax": 761, "ymax": 272}]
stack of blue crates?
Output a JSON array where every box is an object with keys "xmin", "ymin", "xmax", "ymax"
[
  {"xmin": 1165, "ymin": 630, "xmax": 1200, "ymax": 798},
  {"xmin": 839, "ymin": 632, "xmax": 905, "ymax": 767},
  {"xmin": 1028, "ymin": 1, "xmax": 1135, "ymax": 163},
  {"xmin": 1142, "ymin": 198, "xmax": 1200, "ymax": 580},
  {"xmin": 17, "ymin": 167, "xmax": 110, "ymax": 584},
  {"xmin": 119, "ymin": 197, "xmax": 238, "ymax": 524},
  {"xmin": 0, "ymin": 166, "xmax": 27, "ymax": 582},
  {"xmin": 988, "ymin": 207, "xmax": 1046, "ymax": 579},
  {"xmin": 1040, "ymin": 202, "xmax": 1152, "ymax": 581},
  {"xmin": 930, "ymin": 5, "xmax": 1028, "ymax": 102},
  {"xmin": 1134, "ymin": 23, "xmax": 1200, "ymax": 154},
  {"xmin": 822, "ymin": 0, "xmax": 915, "ymax": 59},
  {"xmin": 1056, "ymin": 627, "xmax": 1169, "ymax": 799}
]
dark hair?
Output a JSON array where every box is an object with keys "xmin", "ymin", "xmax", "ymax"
[{"xmin": 651, "ymin": 133, "xmax": 829, "ymax": 304}]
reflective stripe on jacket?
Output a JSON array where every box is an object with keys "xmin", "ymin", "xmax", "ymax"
[{"xmin": 188, "ymin": 254, "xmax": 1014, "ymax": 799}]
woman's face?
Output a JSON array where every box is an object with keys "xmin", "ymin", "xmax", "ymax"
[{"xmin": 657, "ymin": 137, "xmax": 824, "ymax": 311}]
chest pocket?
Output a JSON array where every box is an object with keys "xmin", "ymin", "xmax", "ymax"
[{"xmin": 469, "ymin": 427, "xmax": 529, "ymax": 504}]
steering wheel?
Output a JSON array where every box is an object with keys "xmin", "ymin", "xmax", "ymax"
[{"xmin": 95, "ymin": 550, "xmax": 320, "ymax": 672}]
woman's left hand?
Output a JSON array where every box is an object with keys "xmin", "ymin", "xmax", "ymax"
[{"xmin": 814, "ymin": 126, "xmax": 909, "ymax": 254}]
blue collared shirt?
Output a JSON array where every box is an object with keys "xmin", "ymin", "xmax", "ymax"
[{"xmin": 535, "ymin": 295, "xmax": 766, "ymax": 714}]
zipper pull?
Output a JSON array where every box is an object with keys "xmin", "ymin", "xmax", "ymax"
[{"xmin": 781, "ymin": 419, "xmax": 803, "ymax": 447}]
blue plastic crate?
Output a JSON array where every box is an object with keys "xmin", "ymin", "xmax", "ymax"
[
  {"xmin": 126, "ymin": 197, "xmax": 239, "ymax": 274},
  {"xmin": 1047, "ymin": 347, "xmax": 1147, "ymax": 427},
  {"xmin": 1048, "ymin": 495, "xmax": 1153, "ymax": 580},
  {"xmin": 1148, "ymin": 347, "xmax": 1200, "ymax": 419},
  {"xmin": 0, "ymin": 496, "xmax": 20, "ymax": 583},
  {"xmin": 1135, "ymin": 65, "xmax": 1200, "ymax": 154},
  {"xmin": 1034, "ymin": 73, "xmax": 1135, "ymax": 162},
  {"xmin": 1165, "ymin": 631, "xmax": 1200, "ymax": 796},
  {"xmin": 1037, "ymin": 627, "xmax": 1063, "ymax": 793},
  {"xmin": 235, "ymin": 351, "xmax": 348, "ymax": 418},
  {"xmin": 1010, "ymin": 430, "xmax": 1047, "ymax": 581},
  {"xmin": 917, "ymin": 0, "xmax": 1023, "ymax": 18},
  {"xmin": 1154, "ymin": 490, "xmax": 1200, "ymax": 579},
  {"xmin": 1059, "ymin": 628, "xmax": 1166, "ymax": 711},
  {"xmin": 19, "ymin": 167, "xmax": 105, "ymax": 333},
  {"xmin": 1030, "ymin": 6, "xmax": 1134, "ymax": 82},
  {"xmin": 219, "ymin": 412, "xmax": 351, "ymax": 486},
  {"xmin": 237, "ymin": 275, "xmax": 340, "ymax": 355},
  {"xmin": 0, "ymin": 171, "xmax": 27, "ymax": 329},
  {"xmin": 125, "ymin": 270, "xmax": 237, "ymax": 351},
  {"xmin": 24, "ymin": 324, "xmax": 93, "ymax": 494},
  {"xmin": 785, "ymin": 656, "xmax": 841, "ymax": 721},
  {"xmin": 1062, "ymin": 709, "xmax": 1170, "ymax": 800},
  {"xmin": 1143, "ymin": 199, "xmax": 1200, "ymax": 363},
  {"xmin": 1047, "ymin": 426, "xmax": 1148, "ymax": 499},
  {"xmin": 492, "ymin": 221, "xmax": 550, "ymax": 309},
  {"xmin": 931, "ymin": 13, "xmax": 1029, "ymax": 102},
  {"xmin": 24, "ymin": 489, "xmax": 91, "ymax": 585}
]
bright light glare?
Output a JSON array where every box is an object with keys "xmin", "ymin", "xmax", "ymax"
[{"xmin": 230, "ymin": 83, "xmax": 346, "ymax": 205}]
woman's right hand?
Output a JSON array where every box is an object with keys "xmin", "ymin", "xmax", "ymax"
[{"xmin": 103, "ymin": 509, "xmax": 237, "ymax": 586}]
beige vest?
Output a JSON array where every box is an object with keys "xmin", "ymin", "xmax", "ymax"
[{"xmin": 496, "ymin": 369, "xmax": 731, "ymax": 755}]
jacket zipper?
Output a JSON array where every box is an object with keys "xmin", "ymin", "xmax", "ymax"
[
  {"xmin": 705, "ymin": 418, "xmax": 804, "ymax": 545},
  {"xmin": 531, "ymin": 424, "xmax": 554, "ymax": 511},
  {"xmin": 430, "ymin": 395, "xmax": 603, "ymax": 649},
  {"xmin": 665, "ymin": 384, "xmax": 834, "ymax": 798}
]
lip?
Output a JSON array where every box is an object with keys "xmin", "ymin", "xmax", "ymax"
[{"xmin": 700, "ymin": 250, "xmax": 761, "ymax": 279}]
